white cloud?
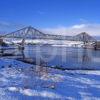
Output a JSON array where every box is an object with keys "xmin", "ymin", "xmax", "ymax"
[
  {"xmin": 42, "ymin": 23, "xmax": 100, "ymax": 36},
  {"xmin": 0, "ymin": 21, "xmax": 100, "ymax": 36},
  {"xmin": 0, "ymin": 21, "xmax": 25, "ymax": 33},
  {"xmin": 0, "ymin": 21, "xmax": 11, "ymax": 28},
  {"xmin": 72, "ymin": 24, "xmax": 86, "ymax": 29}
]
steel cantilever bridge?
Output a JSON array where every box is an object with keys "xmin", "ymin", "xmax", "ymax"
[{"xmin": 0, "ymin": 26, "xmax": 97, "ymax": 49}]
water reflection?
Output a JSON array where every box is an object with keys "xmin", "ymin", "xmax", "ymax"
[
  {"xmin": 21, "ymin": 46, "xmax": 100, "ymax": 69},
  {"xmin": 81, "ymin": 49, "xmax": 92, "ymax": 63},
  {"xmin": 20, "ymin": 49, "xmax": 25, "ymax": 59},
  {"xmin": 1, "ymin": 45, "xmax": 100, "ymax": 70}
]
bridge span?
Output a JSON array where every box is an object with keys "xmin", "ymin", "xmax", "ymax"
[{"xmin": 0, "ymin": 26, "xmax": 97, "ymax": 50}]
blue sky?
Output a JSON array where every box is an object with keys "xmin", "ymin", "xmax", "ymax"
[{"xmin": 0, "ymin": 0, "xmax": 100, "ymax": 35}]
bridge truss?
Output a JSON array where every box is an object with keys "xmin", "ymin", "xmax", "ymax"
[{"xmin": 0, "ymin": 26, "xmax": 97, "ymax": 48}]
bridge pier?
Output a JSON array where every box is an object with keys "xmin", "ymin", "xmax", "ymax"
[
  {"xmin": 18, "ymin": 46, "xmax": 25, "ymax": 50},
  {"xmin": 93, "ymin": 41, "xmax": 100, "ymax": 50}
]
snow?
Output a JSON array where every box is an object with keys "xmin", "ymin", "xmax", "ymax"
[
  {"xmin": 4, "ymin": 39, "xmax": 84, "ymax": 47},
  {"xmin": 0, "ymin": 58, "xmax": 100, "ymax": 100}
]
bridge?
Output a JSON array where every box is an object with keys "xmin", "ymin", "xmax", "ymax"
[{"xmin": 0, "ymin": 26, "xmax": 97, "ymax": 49}]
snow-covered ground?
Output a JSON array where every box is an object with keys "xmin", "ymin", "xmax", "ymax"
[
  {"xmin": 4, "ymin": 39, "xmax": 84, "ymax": 47},
  {"xmin": 0, "ymin": 58, "xmax": 100, "ymax": 100}
]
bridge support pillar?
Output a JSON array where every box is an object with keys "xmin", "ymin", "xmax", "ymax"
[{"xmin": 18, "ymin": 46, "xmax": 25, "ymax": 50}]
